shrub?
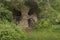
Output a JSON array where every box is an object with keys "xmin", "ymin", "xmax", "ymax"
[{"xmin": 0, "ymin": 20, "xmax": 28, "ymax": 40}]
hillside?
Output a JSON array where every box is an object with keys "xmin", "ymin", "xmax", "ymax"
[{"xmin": 0, "ymin": 0, "xmax": 60, "ymax": 40}]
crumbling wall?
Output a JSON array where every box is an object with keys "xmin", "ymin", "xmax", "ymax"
[{"xmin": 12, "ymin": 0, "xmax": 39, "ymax": 28}]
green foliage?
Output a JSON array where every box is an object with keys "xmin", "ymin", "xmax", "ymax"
[
  {"xmin": 0, "ymin": 0, "xmax": 25, "ymax": 11},
  {"xmin": 0, "ymin": 20, "xmax": 29, "ymax": 40},
  {"xmin": 0, "ymin": 3, "xmax": 13, "ymax": 22}
]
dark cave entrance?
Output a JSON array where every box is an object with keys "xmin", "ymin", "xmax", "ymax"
[{"xmin": 12, "ymin": 9, "xmax": 22, "ymax": 24}]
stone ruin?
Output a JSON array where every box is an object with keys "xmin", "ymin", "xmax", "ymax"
[{"xmin": 12, "ymin": 0, "xmax": 39, "ymax": 28}]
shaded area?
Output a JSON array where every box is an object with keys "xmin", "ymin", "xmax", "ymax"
[{"xmin": 12, "ymin": 9, "xmax": 22, "ymax": 24}]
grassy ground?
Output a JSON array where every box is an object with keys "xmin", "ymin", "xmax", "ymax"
[
  {"xmin": 0, "ymin": 20, "xmax": 60, "ymax": 40},
  {"xmin": 27, "ymin": 25, "xmax": 60, "ymax": 40}
]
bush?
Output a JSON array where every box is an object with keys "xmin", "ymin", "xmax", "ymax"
[
  {"xmin": 0, "ymin": 20, "xmax": 29, "ymax": 40},
  {"xmin": 0, "ymin": 3, "xmax": 13, "ymax": 22}
]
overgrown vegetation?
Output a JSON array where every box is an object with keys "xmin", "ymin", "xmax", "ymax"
[{"xmin": 0, "ymin": 0, "xmax": 60, "ymax": 40}]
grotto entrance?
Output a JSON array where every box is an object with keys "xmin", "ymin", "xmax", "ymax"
[
  {"xmin": 13, "ymin": 6, "xmax": 37, "ymax": 28},
  {"xmin": 12, "ymin": 5, "xmax": 38, "ymax": 28},
  {"xmin": 12, "ymin": 9, "xmax": 22, "ymax": 24},
  {"xmin": 12, "ymin": 1, "xmax": 39, "ymax": 28}
]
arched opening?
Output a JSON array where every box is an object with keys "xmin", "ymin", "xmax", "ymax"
[
  {"xmin": 12, "ymin": 9, "xmax": 22, "ymax": 24},
  {"xmin": 28, "ymin": 8, "xmax": 34, "ymax": 16}
]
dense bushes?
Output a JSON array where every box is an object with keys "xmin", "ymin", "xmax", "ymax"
[
  {"xmin": 0, "ymin": 20, "xmax": 29, "ymax": 40},
  {"xmin": 0, "ymin": 3, "xmax": 13, "ymax": 22},
  {"xmin": 33, "ymin": 0, "xmax": 60, "ymax": 31}
]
